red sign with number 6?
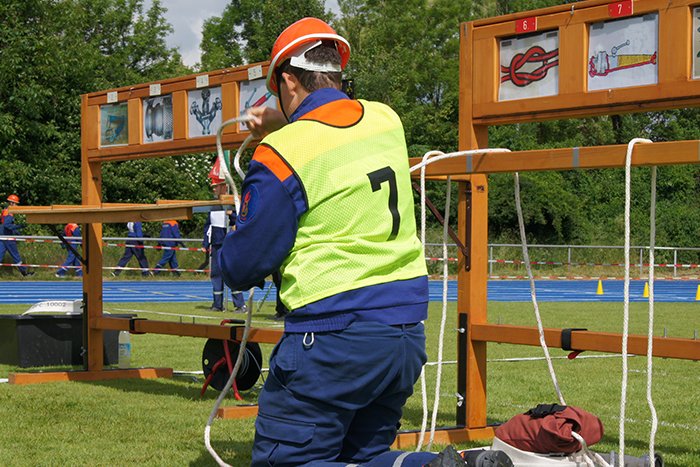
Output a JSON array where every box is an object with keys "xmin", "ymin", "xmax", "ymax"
[{"xmin": 516, "ymin": 17, "xmax": 537, "ymax": 34}]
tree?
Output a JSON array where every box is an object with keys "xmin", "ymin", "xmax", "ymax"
[
  {"xmin": 199, "ymin": 0, "xmax": 259, "ymax": 71},
  {"xmin": 199, "ymin": 0, "xmax": 330, "ymax": 70},
  {"xmin": 0, "ymin": 0, "xmax": 190, "ymax": 235}
]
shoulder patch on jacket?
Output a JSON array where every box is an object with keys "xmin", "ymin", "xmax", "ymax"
[{"xmin": 239, "ymin": 185, "xmax": 259, "ymax": 224}]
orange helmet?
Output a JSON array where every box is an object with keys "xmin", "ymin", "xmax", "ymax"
[
  {"xmin": 7, "ymin": 194, "xmax": 19, "ymax": 204},
  {"xmin": 266, "ymin": 17, "xmax": 350, "ymax": 96},
  {"xmin": 209, "ymin": 159, "xmax": 226, "ymax": 186}
]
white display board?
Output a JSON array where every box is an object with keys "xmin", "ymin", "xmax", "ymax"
[
  {"xmin": 499, "ymin": 30, "xmax": 559, "ymax": 101},
  {"xmin": 143, "ymin": 94, "xmax": 174, "ymax": 143},
  {"xmin": 99, "ymin": 102, "xmax": 129, "ymax": 147},
  {"xmin": 188, "ymin": 86, "xmax": 223, "ymax": 138},
  {"xmin": 588, "ymin": 13, "xmax": 658, "ymax": 91},
  {"xmin": 238, "ymin": 79, "xmax": 277, "ymax": 131}
]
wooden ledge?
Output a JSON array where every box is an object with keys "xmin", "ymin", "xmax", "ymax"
[
  {"xmin": 470, "ymin": 323, "xmax": 700, "ymax": 360},
  {"xmin": 10, "ymin": 199, "xmax": 232, "ymax": 224},
  {"xmin": 393, "ymin": 427, "xmax": 495, "ymax": 449},
  {"xmin": 8, "ymin": 367, "xmax": 173, "ymax": 385},
  {"xmin": 216, "ymin": 405, "xmax": 260, "ymax": 420}
]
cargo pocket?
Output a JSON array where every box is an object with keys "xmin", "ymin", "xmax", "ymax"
[{"xmin": 254, "ymin": 412, "xmax": 315, "ymax": 467}]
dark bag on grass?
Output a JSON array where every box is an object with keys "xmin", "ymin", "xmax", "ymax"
[{"xmin": 495, "ymin": 404, "xmax": 604, "ymax": 454}]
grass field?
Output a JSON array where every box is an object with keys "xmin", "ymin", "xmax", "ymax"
[{"xmin": 1, "ymin": 299, "xmax": 698, "ymax": 466}]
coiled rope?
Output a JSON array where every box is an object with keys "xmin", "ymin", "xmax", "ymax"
[{"xmin": 214, "ymin": 115, "xmax": 255, "ymax": 213}]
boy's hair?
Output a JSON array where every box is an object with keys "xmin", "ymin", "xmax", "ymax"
[{"xmin": 279, "ymin": 41, "xmax": 343, "ymax": 92}]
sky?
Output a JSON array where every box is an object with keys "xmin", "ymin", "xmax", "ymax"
[{"xmin": 145, "ymin": 0, "xmax": 341, "ymax": 68}]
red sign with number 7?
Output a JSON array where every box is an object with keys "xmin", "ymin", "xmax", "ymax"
[{"xmin": 609, "ymin": 0, "xmax": 633, "ymax": 17}]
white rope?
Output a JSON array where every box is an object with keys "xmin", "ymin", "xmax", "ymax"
[
  {"xmin": 215, "ymin": 115, "xmax": 255, "ymax": 213},
  {"xmin": 620, "ymin": 138, "xmax": 652, "ymax": 462},
  {"xmin": 409, "ymin": 148, "xmax": 511, "ymax": 174},
  {"xmin": 571, "ymin": 432, "xmax": 611, "ymax": 467},
  {"xmin": 647, "ymin": 165, "xmax": 659, "ymax": 462},
  {"xmin": 426, "ymin": 176, "xmax": 451, "ymax": 451},
  {"xmin": 410, "ymin": 148, "xmax": 510, "ymax": 451},
  {"xmin": 204, "ymin": 292, "xmax": 254, "ymax": 467},
  {"xmin": 513, "ymin": 172, "xmax": 565, "ymax": 406},
  {"xmin": 415, "ymin": 151, "xmax": 438, "ymax": 452},
  {"xmin": 206, "ymin": 118, "xmax": 256, "ymax": 467},
  {"xmin": 515, "ymin": 172, "xmax": 616, "ymax": 467}
]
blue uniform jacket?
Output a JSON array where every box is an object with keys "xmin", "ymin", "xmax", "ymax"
[
  {"xmin": 61, "ymin": 223, "xmax": 81, "ymax": 249},
  {"xmin": 219, "ymin": 88, "xmax": 428, "ymax": 333},
  {"xmin": 158, "ymin": 221, "xmax": 185, "ymax": 248},
  {"xmin": 203, "ymin": 209, "xmax": 236, "ymax": 250},
  {"xmin": 1, "ymin": 207, "xmax": 23, "ymax": 236},
  {"xmin": 126, "ymin": 222, "xmax": 145, "ymax": 245}
]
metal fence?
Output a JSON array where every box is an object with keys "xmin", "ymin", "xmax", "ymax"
[{"xmin": 423, "ymin": 243, "xmax": 700, "ymax": 279}]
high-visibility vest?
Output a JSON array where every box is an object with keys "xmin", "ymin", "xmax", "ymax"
[{"xmin": 260, "ymin": 99, "xmax": 427, "ymax": 310}]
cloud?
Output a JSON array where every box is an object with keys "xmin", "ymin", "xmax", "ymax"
[{"xmin": 146, "ymin": 0, "xmax": 341, "ymax": 68}]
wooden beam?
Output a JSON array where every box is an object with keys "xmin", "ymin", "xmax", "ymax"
[
  {"xmin": 92, "ymin": 317, "xmax": 284, "ymax": 344},
  {"xmin": 470, "ymin": 323, "xmax": 700, "ymax": 360},
  {"xmin": 234, "ymin": 327, "xmax": 285, "ymax": 344},
  {"xmin": 19, "ymin": 206, "xmax": 193, "ymax": 224},
  {"xmin": 409, "ymin": 140, "xmax": 700, "ymax": 177},
  {"xmin": 216, "ymin": 405, "xmax": 260, "ymax": 420},
  {"xmin": 392, "ymin": 427, "xmax": 496, "ymax": 449},
  {"xmin": 12, "ymin": 200, "xmax": 229, "ymax": 224},
  {"xmin": 86, "ymin": 132, "xmax": 259, "ymax": 162},
  {"xmin": 8, "ymin": 368, "xmax": 173, "ymax": 385}
]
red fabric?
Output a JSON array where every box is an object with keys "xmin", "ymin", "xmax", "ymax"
[{"xmin": 495, "ymin": 406, "xmax": 604, "ymax": 454}]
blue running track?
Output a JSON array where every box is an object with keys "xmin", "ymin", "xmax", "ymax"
[{"xmin": 0, "ymin": 280, "xmax": 698, "ymax": 304}]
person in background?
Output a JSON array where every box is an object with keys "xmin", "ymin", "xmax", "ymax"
[
  {"xmin": 217, "ymin": 18, "xmax": 502, "ymax": 467},
  {"xmin": 202, "ymin": 163, "xmax": 246, "ymax": 312},
  {"xmin": 55, "ymin": 222, "xmax": 82, "ymax": 277},
  {"xmin": 0, "ymin": 194, "xmax": 35, "ymax": 277},
  {"xmin": 111, "ymin": 221, "xmax": 151, "ymax": 277},
  {"xmin": 153, "ymin": 220, "xmax": 185, "ymax": 277}
]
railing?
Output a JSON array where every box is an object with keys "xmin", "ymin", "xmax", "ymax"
[{"xmin": 423, "ymin": 243, "xmax": 700, "ymax": 279}]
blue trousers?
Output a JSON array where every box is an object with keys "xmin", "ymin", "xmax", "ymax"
[
  {"xmin": 116, "ymin": 245, "xmax": 149, "ymax": 276},
  {"xmin": 210, "ymin": 245, "xmax": 243, "ymax": 308},
  {"xmin": 0, "ymin": 240, "xmax": 27, "ymax": 274},
  {"xmin": 251, "ymin": 321, "xmax": 438, "ymax": 467},
  {"xmin": 57, "ymin": 247, "xmax": 82, "ymax": 276},
  {"xmin": 155, "ymin": 249, "xmax": 179, "ymax": 275}
]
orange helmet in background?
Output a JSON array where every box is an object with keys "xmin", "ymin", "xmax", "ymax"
[
  {"xmin": 266, "ymin": 17, "xmax": 351, "ymax": 96},
  {"xmin": 209, "ymin": 159, "xmax": 226, "ymax": 186},
  {"xmin": 7, "ymin": 194, "xmax": 19, "ymax": 204}
]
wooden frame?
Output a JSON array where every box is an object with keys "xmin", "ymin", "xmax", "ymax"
[
  {"xmin": 9, "ymin": 62, "xmax": 274, "ymax": 382},
  {"xmin": 397, "ymin": 0, "xmax": 700, "ymax": 445}
]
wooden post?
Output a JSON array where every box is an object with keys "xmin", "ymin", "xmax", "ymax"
[
  {"xmin": 458, "ymin": 22, "xmax": 491, "ymax": 432},
  {"xmin": 81, "ymin": 94, "xmax": 104, "ymax": 371}
]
